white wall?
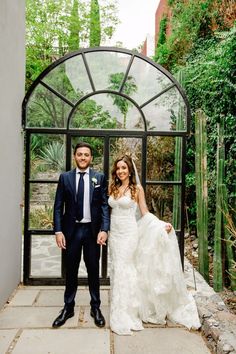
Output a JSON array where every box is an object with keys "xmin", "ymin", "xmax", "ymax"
[{"xmin": 0, "ymin": 0, "xmax": 25, "ymax": 308}]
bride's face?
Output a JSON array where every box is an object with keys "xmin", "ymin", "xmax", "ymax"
[{"xmin": 116, "ymin": 160, "xmax": 129, "ymax": 183}]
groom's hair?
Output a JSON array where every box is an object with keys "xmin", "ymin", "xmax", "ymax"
[{"xmin": 74, "ymin": 141, "xmax": 93, "ymax": 155}]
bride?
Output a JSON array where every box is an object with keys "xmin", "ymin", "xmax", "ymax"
[{"xmin": 108, "ymin": 155, "xmax": 201, "ymax": 335}]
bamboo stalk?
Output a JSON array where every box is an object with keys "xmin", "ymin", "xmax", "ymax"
[{"xmin": 195, "ymin": 109, "xmax": 209, "ymax": 281}]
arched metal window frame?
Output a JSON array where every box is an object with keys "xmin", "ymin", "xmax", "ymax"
[{"xmin": 22, "ymin": 47, "xmax": 190, "ymax": 285}]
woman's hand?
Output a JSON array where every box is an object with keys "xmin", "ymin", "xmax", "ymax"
[{"xmin": 165, "ymin": 223, "xmax": 172, "ymax": 233}]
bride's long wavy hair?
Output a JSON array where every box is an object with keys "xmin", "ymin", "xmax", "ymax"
[{"xmin": 109, "ymin": 155, "xmax": 137, "ymax": 200}]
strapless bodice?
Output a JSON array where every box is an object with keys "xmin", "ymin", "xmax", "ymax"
[{"xmin": 108, "ymin": 195, "xmax": 137, "ymax": 217}]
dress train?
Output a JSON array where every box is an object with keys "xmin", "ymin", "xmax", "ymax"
[{"xmin": 136, "ymin": 212, "xmax": 201, "ymax": 330}]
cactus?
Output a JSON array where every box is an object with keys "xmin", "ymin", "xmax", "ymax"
[
  {"xmin": 220, "ymin": 183, "xmax": 236, "ymax": 290},
  {"xmin": 173, "ymin": 71, "xmax": 183, "ymax": 230},
  {"xmin": 195, "ymin": 109, "xmax": 209, "ymax": 281},
  {"xmin": 213, "ymin": 120, "xmax": 224, "ymax": 291}
]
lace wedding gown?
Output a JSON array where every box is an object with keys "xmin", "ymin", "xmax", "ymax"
[{"xmin": 108, "ymin": 195, "xmax": 201, "ymax": 335}]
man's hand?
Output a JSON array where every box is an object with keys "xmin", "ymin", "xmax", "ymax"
[
  {"xmin": 55, "ymin": 232, "xmax": 66, "ymax": 249},
  {"xmin": 97, "ymin": 231, "xmax": 108, "ymax": 246},
  {"xmin": 165, "ymin": 223, "xmax": 172, "ymax": 233}
]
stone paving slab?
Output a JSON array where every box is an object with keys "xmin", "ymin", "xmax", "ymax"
[
  {"xmin": 113, "ymin": 328, "xmax": 211, "ymax": 354},
  {"xmin": 11, "ymin": 328, "xmax": 110, "ymax": 354},
  {"xmin": 34, "ymin": 289, "xmax": 109, "ymax": 307},
  {"xmin": 19, "ymin": 285, "xmax": 65, "ymax": 290},
  {"xmin": 0, "ymin": 329, "xmax": 18, "ymax": 353},
  {"xmin": 7, "ymin": 289, "xmax": 39, "ymax": 306},
  {"xmin": 0, "ymin": 284, "xmax": 214, "ymax": 354},
  {"xmin": 0, "ymin": 307, "xmax": 78, "ymax": 329}
]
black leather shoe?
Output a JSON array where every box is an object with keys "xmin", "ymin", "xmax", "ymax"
[
  {"xmin": 52, "ymin": 307, "xmax": 74, "ymax": 328},
  {"xmin": 90, "ymin": 308, "xmax": 105, "ymax": 327}
]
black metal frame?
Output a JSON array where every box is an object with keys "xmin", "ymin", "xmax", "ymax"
[{"xmin": 22, "ymin": 47, "xmax": 190, "ymax": 285}]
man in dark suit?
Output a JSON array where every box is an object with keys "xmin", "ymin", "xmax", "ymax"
[{"xmin": 52, "ymin": 141, "xmax": 110, "ymax": 328}]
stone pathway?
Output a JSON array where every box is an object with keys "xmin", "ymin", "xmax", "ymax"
[
  {"xmin": 0, "ymin": 286, "xmax": 211, "ymax": 354},
  {"xmin": 4, "ymin": 236, "xmax": 235, "ymax": 353}
]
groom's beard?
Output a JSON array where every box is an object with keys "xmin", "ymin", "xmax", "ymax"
[{"xmin": 76, "ymin": 160, "xmax": 91, "ymax": 170}]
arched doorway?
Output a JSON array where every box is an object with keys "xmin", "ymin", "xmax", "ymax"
[{"xmin": 22, "ymin": 47, "xmax": 190, "ymax": 285}]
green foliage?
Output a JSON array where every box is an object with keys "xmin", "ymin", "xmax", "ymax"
[
  {"xmin": 68, "ymin": 0, "xmax": 80, "ymax": 51},
  {"xmin": 146, "ymin": 136, "xmax": 176, "ymax": 220},
  {"xmin": 158, "ymin": 17, "xmax": 168, "ymax": 46},
  {"xmin": 154, "ymin": 16, "xmax": 168, "ymax": 60},
  {"xmin": 154, "ymin": 0, "xmax": 230, "ymax": 69},
  {"xmin": 108, "ymin": 72, "xmax": 137, "ymax": 128},
  {"xmin": 182, "ymin": 27, "xmax": 236, "ymax": 240},
  {"xmin": 30, "ymin": 206, "xmax": 53, "ymax": 230},
  {"xmin": 89, "ymin": 0, "xmax": 101, "ymax": 46},
  {"xmin": 72, "ymin": 97, "xmax": 117, "ymax": 129},
  {"xmin": 26, "ymin": 0, "xmax": 119, "ymax": 90},
  {"xmin": 29, "ymin": 135, "xmax": 42, "ymax": 168},
  {"xmin": 71, "ymin": 97, "xmax": 117, "ymax": 166},
  {"xmin": 26, "ymin": 0, "xmax": 69, "ymax": 88},
  {"xmin": 153, "ymin": 0, "xmax": 236, "ymax": 248},
  {"xmin": 40, "ymin": 142, "xmax": 65, "ymax": 171}
]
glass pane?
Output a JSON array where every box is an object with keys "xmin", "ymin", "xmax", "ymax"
[
  {"xmin": 146, "ymin": 185, "xmax": 181, "ymax": 229},
  {"xmin": 142, "ymin": 87, "xmax": 187, "ymax": 131},
  {"xmin": 147, "ymin": 136, "xmax": 182, "ymax": 181},
  {"xmin": 26, "ymin": 83, "xmax": 72, "ymax": 128},
  {"xmin": 127, "ymin": 57, "xmax": 172, "ymax": 105},
  {"xmin": 29, "ymin": 183, "xmax": 57, "ymax": 230},
  {"xmin": 42, "ymin": 55, "xmax": 92, "ymax": 103},
  {"xmin": 30, "ymin": 235, "xmax": 61, "ymax": 277},
  {"xmin": 109, "ymin": 137, "xmax": 142, "ymax": 182},
  {"xmin": 30, "ymin": 134, "xmax": 66, "ymax": 180},
  {"xmin": 71, "ymin": 136, "xmax": 104, "ymax": 172},
  {"xmin": 85, "ymin": 51, "xmax": 132, "ymax": 91},
  {"xmin": 70, "ymin": 93, "xmax": 144, "ymax": 130}
]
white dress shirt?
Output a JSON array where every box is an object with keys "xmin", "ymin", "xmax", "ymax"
[{"xmin": 76, "ymin": 167, "xmax": 91, "ymax": 222}]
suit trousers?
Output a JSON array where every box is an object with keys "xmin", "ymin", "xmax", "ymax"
[{"xmin": 64, "ymin": 223, "xmax": 101, "ymax": 310}]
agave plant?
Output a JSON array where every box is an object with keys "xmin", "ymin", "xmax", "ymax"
[
  {"xmin": 40, "ymin": 141, "xmax": 65, "ymax": 171},
  {"xmin": 30, "ymin": 206, "xmax": 53, "ymax": 229}
]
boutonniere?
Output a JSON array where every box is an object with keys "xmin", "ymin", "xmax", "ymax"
[{"xmin": 91, "ymin": 177, "xmax": 98, "ymax": 186}]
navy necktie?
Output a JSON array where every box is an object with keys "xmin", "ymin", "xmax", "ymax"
[{"xmin": 76, "ymin": 172, "xmax": 85, "ymax": 221}]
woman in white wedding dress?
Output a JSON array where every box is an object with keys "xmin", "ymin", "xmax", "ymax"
[{"xmin": 108, "ymin": 155, "xmax": 201, "ymax": 335}]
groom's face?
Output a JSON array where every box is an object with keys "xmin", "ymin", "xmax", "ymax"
[{"xmin": 74, "ymin": 147, "xmax": 93, "ymax": 171}]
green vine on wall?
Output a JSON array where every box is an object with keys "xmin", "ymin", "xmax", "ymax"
[
  {"xmin": 154, "ymin": 16, "xmax": 168, "ymax": 61},
  {"xmin": 153, "ymin": 0, "xmax": 234, "ymax": 70},
  {"xmin": 153, "ymin": 1, "xmax": 236, "ymax": 253}
]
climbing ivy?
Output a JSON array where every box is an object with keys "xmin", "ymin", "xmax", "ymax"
[
  {"xmin": 153, "ymin": 0, "xmax": 236, "ymax": 241},
  {"xmin": 182, "ymin": 28, "xmax": 236, "ymax": 237},
  {"xmin": 154, "ymin": 0, "xmax": 233, "ymax": 70},
  {"xmin": 154, "ymin": 16, "xmax": 168, "ymax": 61}
]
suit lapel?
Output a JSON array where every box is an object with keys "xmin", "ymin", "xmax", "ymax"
[
  {"xmin": 89, "ymin": 168, "xmax": 95, "ymax": 204},
  {"xmin": 68, "ymin": 169, "xmax": 77, "ymax": 201}
]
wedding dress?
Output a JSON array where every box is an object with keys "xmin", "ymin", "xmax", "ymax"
[{"xmin": 108, "ymin": 195, "xmax": 201, "ymax": 335}]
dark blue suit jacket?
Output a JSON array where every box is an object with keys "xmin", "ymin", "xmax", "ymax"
[{"xmin": 53, "ymin": 168, "xmax": 110, "ymax": 239}]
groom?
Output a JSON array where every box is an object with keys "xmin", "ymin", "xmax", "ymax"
[{"xmin": 52, "ymin": 141, "xmax": 109, "ymax": 328}]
